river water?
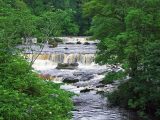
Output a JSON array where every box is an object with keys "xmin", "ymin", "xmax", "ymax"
[{"xmin": 25, "ymin": 38, "xmax": 139, "ymax": 120}]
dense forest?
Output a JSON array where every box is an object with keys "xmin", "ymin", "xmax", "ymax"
[
  {"xmin": 83, "ymin": 0, "xmax": 160, "ymax": 119},
  {"xmin": 0, "ymin": 0, "xmax": 81, "ymax": 120},
  {"xmin": 23, "ymin": 0, "xmax": 90, "ymax": 35},
  {"xmin": 1, "ymin": 0, "xmax": 160, "ymax": 120}
]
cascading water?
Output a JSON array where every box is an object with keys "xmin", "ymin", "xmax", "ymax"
[
  {"xmin": 25, "ymin": 43, "xmax": 96, "ymax": 65},
  {"xmin": 24, "ymin": 38, "xmax": 139, "ymax": 120},
  {"xmin": 28, "ymin": 53, "xmax": 95, "ymax": 65}
]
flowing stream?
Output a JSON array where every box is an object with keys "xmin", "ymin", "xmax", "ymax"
[{"xmin": 26, "ymin": 38, "xmax": 139, "ymax": 120}]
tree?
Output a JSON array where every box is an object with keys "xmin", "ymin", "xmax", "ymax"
[
  {"xmin": 83, "ymin": 0, "xmax": 160, "ymax": 119},
  {"xmin": 0, "ymin": 1, "xmax": 73, "ymax": 120},
  {"xmin": 37, "ymin": 9, "xmax": 79, "ymax": 38},
  {"xmin": 24, "ymin": 0, "xmax": 90, "ymax": 35}
]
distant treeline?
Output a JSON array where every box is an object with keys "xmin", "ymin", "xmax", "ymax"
[{"xmin": 24, "ymin": 0, "xmax": 91, "ymax": 36}]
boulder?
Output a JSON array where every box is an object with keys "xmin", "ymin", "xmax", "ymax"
[
  {"xmin": 84, "ymin": 42, "xmax": 90, "ymax": 45},
  {"xmin": 96, "ymin": 84, "xmax": 105, "ymax": 88},
  {"xmin": 80, "ymin": 74, "xmax": 94, "ymax": 81},
  {"xmin": 73, "ymin": 72, "xmax": 85, "ymax": 76},
  {"xmin": 63, "ymin": 77, "xmax": 79, "ymax": 83},
  {"xmin": 56, "ymin": 63, "xmax": 79, "ymax": 70},
  {"xmin": 64, "ymin": 47, "xmax": 69, "ymax": 50},
  {"xmin": 80, "ymin": 88, "xmax": 93, "ymax": 93},
  {"xmin": 66, "ymin": 42, "xmax": 75, "ymax": 45},
  {"xmin": 73, "ymin": 72, "xmax": 94, "ymax": 81},
  {"xmin": 76, "ymin": 41, "xmax": 82, "ymax": 44}
]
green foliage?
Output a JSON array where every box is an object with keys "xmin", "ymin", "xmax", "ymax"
[
  {"xmin": 0, "ymin": 0, "xmax": 39, "ymax": 45},
  {"xmin": 0, "ymin": 40, "xmax": 73, "ymax": 119},
  {"xmin": 101, "ymin": 71, "xmax": 126, "ymax": 84},
  {"xmin": 0, "ymin": 1, "xmax": 73, "ymax": 120},
  {"xmin": 37, "ymin": 9, "xmax": 79, "ymax": 38},
  {"xmin": 1, "ymin": 0, "xmax": 81, "ymax": 44},
  {"xmin": 0, "ymin": 32, "xmax": 73, "ymax": 120},
  {"xmin": 0, "ymin": 45, "xmax": 73, "ymax": 120},
  {"xmin": 84, "ymin": 0, "xmax": 160, "ymax": 119},
  {"xmin": 24, "ymin": 0, "xmax": 90, "ymax": 35},
  {"xmin": 107, "ymin": 81, "xmax": 132, "ymax": 107}
]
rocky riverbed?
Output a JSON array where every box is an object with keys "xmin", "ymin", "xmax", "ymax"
[{"xmin": 26, "ymin": 38, "xmax": 139, "ymax": 120}]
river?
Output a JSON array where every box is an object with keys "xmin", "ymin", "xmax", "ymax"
[{"xmin": 25, "ymin": 37, "xmax": 139, "ymax": 120}]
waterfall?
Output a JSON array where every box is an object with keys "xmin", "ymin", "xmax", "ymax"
[{"xmin": 27, "ymin": 53, "xmax": 95, "ymax": 65}]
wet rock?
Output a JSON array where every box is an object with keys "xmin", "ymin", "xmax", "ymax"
[
  {"xmin": 56, "ymin": 63, "xmax": 79, "ymax": 70},
  {"xmin": 80, "ymin": 88, "xmax": 93, "ymax": 93},
  {"xmin": 96, "ymin": 84, "xmax": 105, "ymax": 88},
  {"xmin": 73, "ymin": 72, "xmax": 85, "ymax": 76},
  {"xmin": 66, "ymin": 42, "xmax": 75, "ymax": 45},
  {"xmin": 73, "ymin": 72, "xmax": 94, "ymax": 81},
  {"xmin": 80, "ymin": 74, "xmax": 94, "ymax": 81},
  {"xmin": 84, "ymin": 42, "xmax": 90, "ymax": 45},
  {"xmin": 63, "ymin": 77, "xmax": 79, "ymax": 83},
  {"xmin": 64, "ymin": 47, "xmax": 69, "ymax": 50},
  {"xmin": 76, "ymin": 41, "xmax": 82, "ymax": 44}
]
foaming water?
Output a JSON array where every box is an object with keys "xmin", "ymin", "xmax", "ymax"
[
  {"xmin": 28, "ymin": 53, "xmax": 95, "ymax": 65},
  {"xmin": 32, "ymin": 60, "xmax": 57, "ymax": 71},
  {"xmin": 31, "ymin": 59, "xmax": 139, "ymax": 120},
  {"xmin": 29, "ymin": 40, "xmax": 139, "ymax": 120}
]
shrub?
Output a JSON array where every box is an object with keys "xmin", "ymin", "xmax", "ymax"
[
  {"xmin": 101, "ymin": 70, "xmax": 126, "ymax": 84},
  {"xmin": 0, "ymin": 55, "xmax": 73, "ymax": 120}
]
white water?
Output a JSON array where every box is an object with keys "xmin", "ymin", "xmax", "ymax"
[
  {"xmin": 28, "ymin": 53, "xmax": 95, "ymax": 65},
  {"xmin": 32, "ymin": 60, "xmax": 57, "ymax": 71},
  {"xmin": 29, "ymin": 41, "xmax": 139, "ymax": 120}
]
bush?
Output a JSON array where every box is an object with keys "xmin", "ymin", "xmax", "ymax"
[
  {"xmin": 107, "ymin": 77, "xmax": 160, "ymax": 119},
  {"xmin": 107, "ymin": 81, "xmax": 133, "ymax": 108},
  {"xmin": 0, "ymin": 55, "xmax": 73, "ymax": 120},
  {"xmin": 101, "ymin": 70, "xmax": 126, "ymax": 84}
]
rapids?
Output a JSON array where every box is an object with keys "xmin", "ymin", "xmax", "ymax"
[{"xmin": 26, "ymin": 38, "xmax": 139, "ymax": 120}]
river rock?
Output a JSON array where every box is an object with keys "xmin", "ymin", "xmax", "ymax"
[
  {"xmin": 76, "ymin": 41, "xmax": 82, "ymax": 44},
  {"xmin": 80, "ymin": 88, "xmax": 93, "ymax": 93},
  {"xmin": 64, "ymin": 47, "xmax": 69, "ymax": 50},
  {"xmin": 56, "ymin": 63, "xmax": 79, "ymax": 70},
  {"xmin": 80, "ymin": 74, "xmax": 94, "ymax": 81},
  {"xmin": 73, "ymin": 72, "xmax": 94, "ymax": 81},
  {"xmin": 73, "ymin": 72, "xmax": 85, "ymax": 76},
  {"xmin": 96, "ymin": 84, "xmax": 105, "ymax": 88},
  {"xmin": 84, "ymin": 42, "xmax": 90, "ymax": 45},
  {"xmin": 63, "ymin": 77, "xmax": 79, "ymax": 83},
  {"xmin": 66, "ymin": 42, "xmax": 75, "ymax": 45}
]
